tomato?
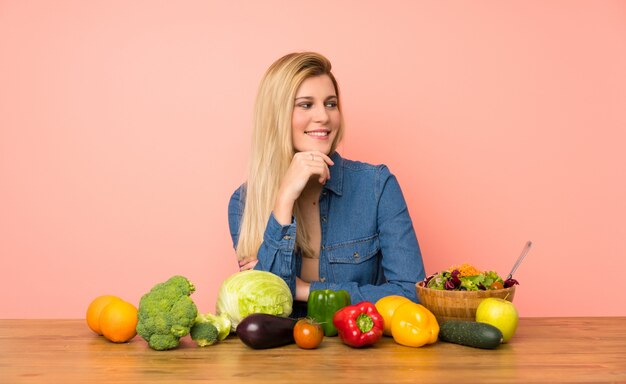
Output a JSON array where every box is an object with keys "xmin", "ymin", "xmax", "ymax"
[
  {"xmin": 293, "ymin": 318, "xmax": 324, "ymax": 349},
  {"xmin": 489, "ymin": 281, "xmax": 504, "ymax": 290}
]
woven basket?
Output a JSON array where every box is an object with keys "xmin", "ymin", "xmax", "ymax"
[{"xmin": 416, "ymin": 281, "xmax": 516, "ymax": 324}]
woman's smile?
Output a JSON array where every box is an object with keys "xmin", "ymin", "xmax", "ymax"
[{"xmin": 304, "ymin": 129, "xmax": 331, "ymax": 139}]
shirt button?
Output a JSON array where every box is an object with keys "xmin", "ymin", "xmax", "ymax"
[
  {"xmin": 321, "ymin": 216, "xmax": 327, "ymax": 222},
  {"xmin": 322, "ymin": 191, "xmax": 327, "ymax": 196},
  {"xmin": 353, "ymin": 252, "xmax": 359, "ymax": 258},
  {"xmin": 320, "ymin": 277, "xmax": 326, "ymax": 282},
  {"xmin": 283, "ymin": 235, "xmax": 291, "ymax": 240},
  {"xmin": 321, "ymin": 245, "xmax": 326, "ymax": 250}
]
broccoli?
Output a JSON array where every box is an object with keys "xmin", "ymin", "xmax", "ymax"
[
  {"xmin": 136, "ymin": 275, "xmax": 198, "ymax": 351},
  {"xmin": 190, "ymin": 319, "xmax": 219, "ymax": 347},
  {"xmin": 193, "ymin": 313, "xmax": 231, "ymax": 343}
]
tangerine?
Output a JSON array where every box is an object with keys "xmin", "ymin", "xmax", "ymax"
[
  {"xmin": 86, "ymin": 295, "xmax": 122, "ymax": 335},
  {"xmin": 99, "ymin": 300, "xmax": 138, "ymax": 343}
]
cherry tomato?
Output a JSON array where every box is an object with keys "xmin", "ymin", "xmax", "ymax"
[
  {"xmin": 293, "ymin": 318, "xmax": 324, "ymax": 349},
  {"xmin": 489, "ymin": 281, "xmax": 504, "ymax": 290}
]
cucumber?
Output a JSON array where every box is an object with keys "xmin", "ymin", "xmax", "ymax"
[{"xmin": 439, "ymin": 320, "xmax": 503, "ymax": 349}]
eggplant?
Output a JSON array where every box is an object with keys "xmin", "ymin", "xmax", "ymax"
[{"xmin": 236, "ymin": 314, "xmax": 297, "ymax": 349}]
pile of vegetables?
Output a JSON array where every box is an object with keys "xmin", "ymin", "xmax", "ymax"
[
  {"xmin": 424, "ymin": 263, "xmax": 519, "ymax": 291},
  {"xmin": 133, "ymin": 265, "xmax": 518, "ymax": 352}
]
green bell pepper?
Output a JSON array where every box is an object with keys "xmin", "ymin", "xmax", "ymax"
[{"xmin": 306, "ymin": 289, "xmax": 351, "ymax": 336}]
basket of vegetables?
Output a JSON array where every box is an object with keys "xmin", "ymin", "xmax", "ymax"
[{"xmin": 416, "ymin": 264, "xmax": 518, "ymax": 324}]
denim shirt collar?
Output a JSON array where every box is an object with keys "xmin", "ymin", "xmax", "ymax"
[{"xmin": 324, "ymin": 151, "xmax": 344, "ymax": 196}]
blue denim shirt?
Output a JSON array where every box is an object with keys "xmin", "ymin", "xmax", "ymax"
[{"xmin": 228, "ymin": 152, "xmax": 425, "ymax": 305}]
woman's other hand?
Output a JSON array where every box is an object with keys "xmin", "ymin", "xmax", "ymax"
[
  {"xmin": 295, "ymin": 276, "xmax": 311, "ymax": 302},
  {"xmin": 238, "ymin": 257, "xmax": 259, "ymax": 271}
]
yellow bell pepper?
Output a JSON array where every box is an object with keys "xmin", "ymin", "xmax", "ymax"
[
  {"xmin": 390, "ymin": 302, "xmax": 439, "ymax": 347},
  {"xmin": 375, "ymin": 295, "xmax": 412, "ymax": 336}
]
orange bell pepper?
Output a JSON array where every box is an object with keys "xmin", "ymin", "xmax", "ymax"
[{"xmin": 390, "ymin": 302, "xmax": 439, "ymax": 347}]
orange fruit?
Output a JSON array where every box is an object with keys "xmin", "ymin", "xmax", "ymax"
[
  {"xmin": 99, "ymin": 300, "xmax": 138, "ymax": 343},
  {"xmin": 86, "ymin": 295, "xmax": 122, "ymax": 335},
  {"xmin": 375, "ymin": 295, "xmax": 412, "ymax": 336}
]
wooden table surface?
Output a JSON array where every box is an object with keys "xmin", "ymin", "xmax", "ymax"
[{"xmin": 1, "ymin": 317, "xmax": 625, "ymax": 383}]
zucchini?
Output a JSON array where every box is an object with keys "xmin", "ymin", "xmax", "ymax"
[{"xmin": 439, "ymin": 320, "xmax": 503, "ymax": 349}]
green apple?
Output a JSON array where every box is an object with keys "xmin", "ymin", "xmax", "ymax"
[{"xmin": 475, "ymin": 298, "xmax": 519, "ymax": 343}]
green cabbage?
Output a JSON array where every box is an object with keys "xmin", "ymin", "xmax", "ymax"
[{"xmin": 216, "ymin": 270, "xmax": 293, "ymax": 331}]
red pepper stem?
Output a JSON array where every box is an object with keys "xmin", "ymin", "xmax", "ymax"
[{"xmin": 356, "ymin": 313, "xmax": 374, "ymax": 333}]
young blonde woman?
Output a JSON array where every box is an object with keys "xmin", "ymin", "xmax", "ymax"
[{"xmin": 228, "ymin": 52, "xmax": 425, "ymax": 316}]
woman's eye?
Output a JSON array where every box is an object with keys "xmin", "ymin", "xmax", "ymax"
[
  {"xmin": 298, "ymin": 103, "xmax": 312, "ymax": 109},
  {"xmin": 325, "ymin": 101, "xmax": 338, "ymax": 108}
]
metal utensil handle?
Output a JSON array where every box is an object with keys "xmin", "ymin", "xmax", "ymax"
[{"xmin": 507, "ymin": 241, "xmax": 532, "ymax": 280}]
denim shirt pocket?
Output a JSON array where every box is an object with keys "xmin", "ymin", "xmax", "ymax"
[{"xmin": 326, "ymin": 234, "xmax": 380, "ymax": 283}]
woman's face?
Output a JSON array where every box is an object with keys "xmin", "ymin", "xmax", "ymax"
[{"xmin": 291, "ymin": 75, "xmax": 341, "ymax": 155}]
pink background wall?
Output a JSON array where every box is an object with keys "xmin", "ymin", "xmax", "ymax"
[{"xmin": 1, "ymin": 1, "xmax": 625, "ymax": 319}]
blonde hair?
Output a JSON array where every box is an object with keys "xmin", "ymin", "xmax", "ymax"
[{"xmin": 236, "ymin": 52, "xmax": 344, "ymax": 260}]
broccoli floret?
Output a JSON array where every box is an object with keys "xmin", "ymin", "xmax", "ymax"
[
  {"xmin": 190, "ymin": 320, "xmax": 219, "ymax": 347},
  {"xmin": 193, "ymin": 312, "xmax": 231, "ymax": 344},
  {"xmin": 136, "ymin": 275, "xmax": 198, "ymax": 351}
]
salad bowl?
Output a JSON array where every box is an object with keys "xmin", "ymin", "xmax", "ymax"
[{"xmin": 416, "ymin": 281, "xmax": 516, "ymax": 324}]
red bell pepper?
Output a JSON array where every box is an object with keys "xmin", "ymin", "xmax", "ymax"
[{"xmin": 332, "ymin": 301, "xmax": 384, "ymax": 348}]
